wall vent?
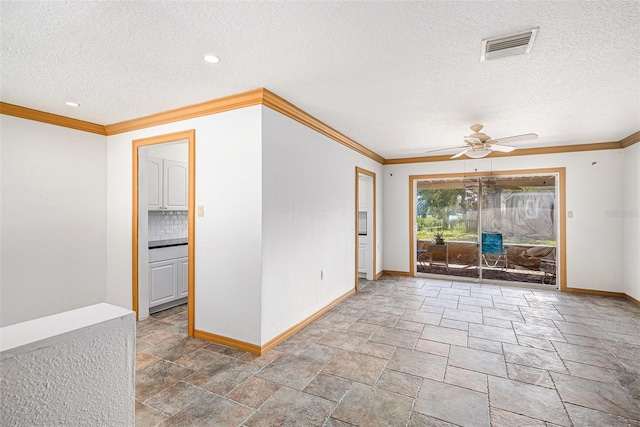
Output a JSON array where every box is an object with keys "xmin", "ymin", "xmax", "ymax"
[{"xmin": 480, "ymin": 28, "xmax": 538, "ymax": 62}]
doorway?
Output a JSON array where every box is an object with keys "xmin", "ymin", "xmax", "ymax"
[
  {"xmin": 132, "ymin": 130, "xmax": 195, "ymax": 336},
  {"xmin": 355, "ymin": 167, "xmax": 377, "ymax": 291},
  {"xmin": 410, "ymin": 169, "xmax": 566, "ymax": 289}
]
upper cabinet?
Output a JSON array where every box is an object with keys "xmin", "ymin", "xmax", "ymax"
[
  {"xmin": 148, "ymin": 157, "xmax": 188, "ymax": 211},
  {"xmin": 163, "ymin": 160, "xmax": 188, "ymax": 210},
  {"xmin": 147, "ymin": 157, "xmax": 163, "ymax": 210}
]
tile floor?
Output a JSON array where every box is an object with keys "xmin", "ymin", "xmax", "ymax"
[{"xmin": 135, "ymin": 276, "xmax": 640, "ymax": 426}]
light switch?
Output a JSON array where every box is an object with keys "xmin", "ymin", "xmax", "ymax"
[
  {"xmin": 197, "ymin": 206, "xmax": 204, "ymax": 217},
  {"xmin": 567, "ymin": 211, "xmax": 573, "ymax": 218}
]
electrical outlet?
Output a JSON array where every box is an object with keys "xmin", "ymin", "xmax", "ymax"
[
  {"xmin": 321, "ymin": 270, "xmax": 324, "ymax": 280},
  {"xmin": 567, "ymin": 211, "xmax": 573, "ymax": 218},
  {"xmin": 197, "ymin": 206, "xmax": 205, "ymax": 217}
]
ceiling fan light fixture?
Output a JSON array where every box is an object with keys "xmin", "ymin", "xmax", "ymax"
[
  {"xmin": 465, "ymin": 148, "xmax": 492, "ymax": 159},
  {"xmin": 443, "ymin": 124, "xmax": 537, "ymax": 159}
]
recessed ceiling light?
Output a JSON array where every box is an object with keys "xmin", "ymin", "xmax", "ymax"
[
  {"xmin": 65, "ymin": 101, "xmax": 80, "ymax": 107},
  {"xmin": 203, "ymin": 54, "xmax": 221, "ymax": 64}
]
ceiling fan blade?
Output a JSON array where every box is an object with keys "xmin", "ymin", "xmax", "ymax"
[
  {"xmin": 424, "ymin": 145, "xmax": 468, "ymax": 154},
  {"xmin": 490, "ymin": 144, "xmax": 516, "ymax": 153},
  {"xmin": 451, "ymin": 148, "xmax": 470, "ymax": 159},
  {"xmin": 489, "ymin": 133, "xmax": 538, "ymax": 144}
]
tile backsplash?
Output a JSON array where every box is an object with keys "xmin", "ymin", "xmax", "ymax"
[{"xmin": 148, "ymin": 210, "xmax": 188, "ymax": 241}]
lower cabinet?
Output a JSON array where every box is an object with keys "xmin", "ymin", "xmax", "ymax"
[
  {"xmin": 149, "ymin": 260, "xmax": 178, "ymax": 307},
  {"xmin": 358, "ymin": 244, "xmax": 366, "ymax": 271},
  {"xmin": 358, "ymin": 234, "xmax": 367, "ymax": 277},
  {"xmin": 177, "ymin": 257, "xmax": 189, "ymax": 298},
  {"xmin": 149, "ymin": 245, "xmax": 188, "ymax": 309}
]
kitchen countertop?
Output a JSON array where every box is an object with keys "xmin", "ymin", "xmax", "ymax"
[{"xmin": 149, "ymin": 238, "xmax": 188, "ymax": 249}]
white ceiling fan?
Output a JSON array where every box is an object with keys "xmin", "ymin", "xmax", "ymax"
[{"xmin": 427, "ymin": 124, "xmax": 538, "ymax": 159}]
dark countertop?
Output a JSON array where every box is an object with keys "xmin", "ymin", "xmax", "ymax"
[{"xmin": 149, "ymin": 238, "xmax": 188, "ymax": 249}]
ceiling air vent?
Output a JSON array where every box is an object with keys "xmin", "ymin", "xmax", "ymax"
[{"xmin": 480, "ymin": 28, "xmax": 538, "ymax": 62}]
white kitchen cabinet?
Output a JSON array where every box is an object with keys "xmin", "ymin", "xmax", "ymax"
[
  {"xmin": 177, "ymin": 257, "xmax": 189, "ymax": 298},
  {"xmin": 147, "ymin": 157, "xmax": 163, "ymax": 210},
  {"xmin": 149, "ymin": 245, "xmax": 188, "ymax": 310},
  {"xmin": 163, "ymin": 160, "xmax": 188, "ymax": 210},
  {"xmin": 358, "ymin": 234, "xmax": 367, "ymax": 277},
  {"xmin": 358, "ymin": 243, "xmax": 366, "ymax": 271},
  {"xmin": 148, "ymin": 157, "xmax": 188, "ymax": 211},
  {"xmin": 149, "ymin": 260, "xmax": 178, "ymax": 307}
]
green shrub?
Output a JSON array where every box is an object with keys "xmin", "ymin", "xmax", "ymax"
[{"xmin": 417, "ymin": 217, "xmax": 441, "ymax": 231}]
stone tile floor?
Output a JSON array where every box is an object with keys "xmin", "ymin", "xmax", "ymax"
[{"xmin": 135, "ymin": 276, "xmax": 640, "ymax": 426}]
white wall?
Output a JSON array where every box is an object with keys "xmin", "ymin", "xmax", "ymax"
[
  {"xmin": 0, "ymin": 115, "xmax": 107, "ymax": 326},
  {"xmin": 1, "ymin": 104, "xmax": 633, "ymax": 347},
  {"xmin": 622, "ymin": 143, "xmax": 640, "ymax": 301},
  {"xmin": 106, "ymin": 106, "xmax": 263, "ymax": 345},
  {"xmin": 383, "ymin": 149, "xmax": 625, "ymax": 292},
  {"xmin": 1, "ymin": 303, "xmax": 135, "ymax": 425},
  {"xmin": 261, "ymin": 106, "xmax": 383, "ymax": 344},
  {"xmin": 107, "ymin": 105, "xmax": 385, "ymax": 346}
]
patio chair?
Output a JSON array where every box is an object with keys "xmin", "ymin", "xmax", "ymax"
[
  {"xmin": 417, "ymin": 241, "xmax": 430, "ymax": 269},
  {"xmin": 482, "ymin": 232, "xmax": 508, "ymax": 270}
]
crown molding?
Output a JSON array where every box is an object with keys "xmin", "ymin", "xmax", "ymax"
[
  {"xmin": 0, "ymin": 90, "xmax": 386, "ymax": 164},
  {"xmin": 104, "ymin": 89, "xmax": 264, "ymax": 135},
  {"xmin": 105, "ymin": 87, "xmax": 385, "ymax": 163},
  {"xmin": 2, "ymin": 95, "xmax": 635, "ymax": 165},
  {"xmin": 261, "ymin": 89, "xmax": 385, "ymax": 164},
  {"xmin": 618, "ymin": 130, "xmax": 640, "ymax": 148},
  {"xmin": 384, "ymin": 141, "xmax": 622, "ymax": 165},
  {"xmin": 0, "ymin": 102, "xmax": 107, "ymax": 135}
]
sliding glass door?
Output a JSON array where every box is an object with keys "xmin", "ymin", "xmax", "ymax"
[
  {"xmin": 416, "ymin": 182, "xmax": 480, "ymax": 279},
  {"xmin": 416, "ymin": 175, "xmax": 558, "ymax": 287}
]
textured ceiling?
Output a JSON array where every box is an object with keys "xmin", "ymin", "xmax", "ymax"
[{"xmin": 1, "ymin": 1, "xmax": 638, "ymax": 159}]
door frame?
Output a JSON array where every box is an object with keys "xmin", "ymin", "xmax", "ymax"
[
  {"xmin": 409, "ymin": 167, "xmax": 566, "ymax": 291},
  {"xmin": 132, "ymin": 129, "xmax": 196, "ymax": 336},
  {"xmin": 355, "ymin": 167, "xmax": 377, "ymax": 291}
]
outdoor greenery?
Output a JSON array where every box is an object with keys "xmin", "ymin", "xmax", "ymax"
[
  {"xmin": 416, "ymin": 187, "xmax": 556, "ymax": 246},
  {"xmin": 416, "ymin": 223, "xmax": 555, "ymax": 246},
  {"xmin": 417, "ymin": 189, "xmax": 459, "ymax": 229},
  {"xmin": 416, "ymin": 220, "xmax": 475, "ymax": 241},
  {"xmin": 417, "ymin": 188, "xmax": 476, "ymax": 241}
]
